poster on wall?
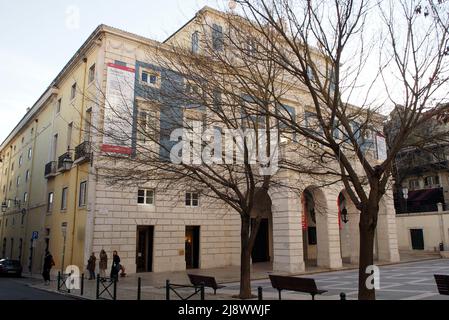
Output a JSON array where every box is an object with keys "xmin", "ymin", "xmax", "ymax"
[
  {"xmin": 101, "ymin": 63, "xmax": 135, "ymax": 155},
  {"xmin": 375, "ymin": 134, "xmax": 387, "ymax": 161}
]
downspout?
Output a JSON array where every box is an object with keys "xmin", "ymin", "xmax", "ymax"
[
  {"xmin": 69, "ymin": 57, "xmax": 88, "ymax": 266},
  {"xmin": 23, "ymin": 118, "xmax": 39, "ymax": 269}
]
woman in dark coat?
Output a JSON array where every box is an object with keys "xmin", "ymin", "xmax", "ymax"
[
  {"xmin": 110, "ymin": 251, "xmax": 120, "ymax": 281},
  {"xmin": 99, "ymin": 250, "xmax": 108, "ymax": 279},
  {"xmin": 87, "ymin": 252, "xmax": 96, "ymax": 280},
  {"xmin": 42, "ymin": 251, "xmax": 55, "ymax": 285}
]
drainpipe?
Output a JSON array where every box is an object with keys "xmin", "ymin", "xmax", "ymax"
[
  {"xmin": 23, "ymin": 119, "xmax": 39, "ymax": 271},
  {"xmin": 69, "ymin": 57, "xmax": 88, "ymax": 267}
]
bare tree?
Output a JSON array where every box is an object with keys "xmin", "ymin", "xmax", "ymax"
[{"xmin": 230, "ymin": 0, "xmax": 449, "ymax": 299}]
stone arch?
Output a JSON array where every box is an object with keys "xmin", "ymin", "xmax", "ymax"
[
  {"xmin": 301, "ymin": 186, "xmax": 330, "ymax": 267},
  {"xmin": 338, "ymin": 190, "xmax": 359, "ymax": 264},
  {"xmin": 250, "ymin": 188, "xmax": 273, "ymax": 264}
]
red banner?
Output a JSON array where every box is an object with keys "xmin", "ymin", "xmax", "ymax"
[{"xmin": 301, "ymin": 193, "xmax": 308, "ymax": 230}]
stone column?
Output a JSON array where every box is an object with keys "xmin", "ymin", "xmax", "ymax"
[
  {"xmin": 271, "ymin": 186, "xmax": 305, "ymax": 273},
  {"xmin": 377, "ymin": 193, "xmax": 400, "ymax": 262},
  {"xmin": 316, "ymin": 188, "xmax": 343, "ymax": 269}
]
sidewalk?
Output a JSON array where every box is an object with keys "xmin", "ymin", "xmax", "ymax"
[{"xmin": 27, "ymin": 251, "xmax": 442, "ymax": 300}]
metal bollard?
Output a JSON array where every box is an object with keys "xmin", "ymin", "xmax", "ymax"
[
  {"xmin": 113, "ymin": 279, "xmax": 117, "ymax": 300},
  {"xmin": 96, "ymin": 276, "xmax": 100, "ymax": 299},
  {"xmin": 200, "ymin": 282, "xmax": 205, "ymax": 300},
  {"xmin": 340, "ymin": 292, "xmax": 346, "ymax": 300},
  {"xmin": 258, "ymin": 286, "xmax": 263, "ymax": 300},
  {"xmin": 80, "ymin": 274, "xmax": 84, "ymax": 296},
  {"xmin": 137, "ymin": 277, "xmax": 141, "ymax": 300},
  {"xmin": 166, "ymin": 280, "xmax": 170, "ymax": 300}
]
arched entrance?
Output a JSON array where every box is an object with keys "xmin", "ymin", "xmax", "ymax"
[
  {"xmin": 302, "ymin": 189, "xmax": 318, "ymax": 266},
  {"xmin": 251, "ymin": 188, "xmax": 273, "ymax": 264}
]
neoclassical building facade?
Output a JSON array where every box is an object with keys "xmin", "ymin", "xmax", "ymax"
[{"xmin": 0, "ymin": 6, "xmax": 400, "ymax": 275}]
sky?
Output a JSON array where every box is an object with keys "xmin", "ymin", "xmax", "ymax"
[{"xmin": 0, "ymin": 0, "xmax": 223, "ymax": 142}]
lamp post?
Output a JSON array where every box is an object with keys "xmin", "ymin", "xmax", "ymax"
[{"xmin": 341, "ymin": 208, "xmax": 349, "ymax": 224}]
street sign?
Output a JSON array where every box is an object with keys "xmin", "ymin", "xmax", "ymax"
[{"xmin": 32, "ymin": 231, "xmax": 39, "ymax": 240}]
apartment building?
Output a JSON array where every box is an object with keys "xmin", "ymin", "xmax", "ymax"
[{"xmin": 0, "ymin": 6, "xmax": 400, "ymax": 276}]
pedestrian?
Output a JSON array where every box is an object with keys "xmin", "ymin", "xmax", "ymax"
[
  {"xmin": 110, "ymin": 250, "xmax": 121, "ymax": 282},
  {"xmin": 87, "ymin": 252, "xmax": 96, "ymax": 280},
  {"xmin": 42, "ymin": 251, "xmax": 55, "ymax": 285},
  {"xmin": 99, "ymin": 249, "xmax": 108, "ymax": 280}
]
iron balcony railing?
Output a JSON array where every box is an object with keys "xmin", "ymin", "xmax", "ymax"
[
  {"xmin": 44, "ymin": 161, "xmax": 57, "ymax": 178},
  {"xmin": 74, "ymin": 141, "xmax": 92, "ymax": 163}
]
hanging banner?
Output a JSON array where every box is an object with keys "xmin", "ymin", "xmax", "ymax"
[
  {"xmin": 375, "ymin": 134, "xmax": 387, "ymax": 161},
  {"xmin": 301, "ymin": 193, "xmax": 308, "ymax": 230},
  {"xmin": 101, "ymin": 63, "xmax": 135, "ymax": 155}
]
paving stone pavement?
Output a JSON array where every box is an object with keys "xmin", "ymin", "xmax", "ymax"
[{"xmin": 29, "ymin": 258, "xmax": 449, "ymax": 300}]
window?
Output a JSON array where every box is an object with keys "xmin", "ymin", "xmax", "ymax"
[
  {"xmin": 141, "ymin": 70, "xmax": 159, "ymax": 87},
  {"xmin": 16, "ymin": 175, "xmax": 20, "ymax": 186},
  {"xmin": 137, "ymin": 109, "xmax": 157, "ymax": 143},
  {"xmin": 61, "ymin": 187, "xmax": 68, "ymax": 210},
  {"xmin": 71, "ymin": 83, "xmax": 77, "ymax": 100},
  {"xmin": 47, "ymin": 192, "xmax": 54, "ymax": 212},
  {"xmin": 67, "ymin": 122, "xmax": 73, "ymax": 150},
  {"xmin": 23, "ymin": 192, "xmax": 28, "ymax": 203},
  {"xmin": 307, "ymin": 65, "xmax": 315, "ymax": 81},
  {"xmin": 212, "ymin": 24, "xmax": 224, "ymax": 51},
  {"xmin": 424, "ymin": 175, "xmax": 440, "ymax": 188},
  {"xmin": 137, "ymin": 189, "xmax": 154, "ymax": 205},
  {"xmin": 56, "ymin": 98, "xmax": 62, "ymax": 114},
  {"xmin": 308, "ymin": 227, "xmax": 317, "ymax": 245},
  {"xmin": 192, "ymin": 31, "xmax": 199, "ymax": 54},
  {"xmin": 409, "ymin": 179, "xmax": 420, "ymax": 190},
  {"xmin": 28, "ymin": 147, "xmax": 32, "ymax": 160},
  {"xmin": 79, "ymin": 181, "xmax": 87, "ymax": 207},
  {"xmin": 185, "ymin": 192, "xmax": 199, "ymax": 207},
  {"xmin": 88, "ymin": 64, "xmax": 95, "ymax": 83},
  {"xmin": 19, "ymin": 155, "xmax": 23, "ymax": 166}
]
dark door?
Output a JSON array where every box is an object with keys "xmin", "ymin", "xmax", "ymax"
[
  {"xmin": 410, "ymin": 229, "xmax": 424, "ymax": 250},
  {"xmin": 185, "ymin": 226, "xmax": 200, "ymax": 269},
  {"xmin": 136, "ymin": 226, "xmax": 154, "ymax": 272},
  {"xmin": 251, "ymin": 219, "xmax": 270, "ymax": 263}
]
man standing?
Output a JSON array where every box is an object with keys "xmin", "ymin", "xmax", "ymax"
[{"xmin": 42, "ymin": 251, "xmax": 55, "ymax": 285}]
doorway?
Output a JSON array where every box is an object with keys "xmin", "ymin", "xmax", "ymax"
[
  {"xmin": 136, "ymin": 226, "xmax": 154, "ymax": 272},
  {"xmin": 410, "ymin": 229, "xmax": 424, "ymax": 250},
  {"xmin": 251, "ymin": 219, "xmax": 270, "ymax": 263},
  {"xmin": 185, "ymin": 226, "xmax": 200, "ymax": 269}
]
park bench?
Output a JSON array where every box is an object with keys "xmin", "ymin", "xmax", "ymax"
[
  {"xmin": 187, "ymin": 274, "xmax": 225, "ymax": 295},
  {"xmin": 269, "ymin": 274, "xmax": 327, "ymax": 300},
  {"xmin": 434, "ymin": 274, "xmax": 449, "ymax": 295}
]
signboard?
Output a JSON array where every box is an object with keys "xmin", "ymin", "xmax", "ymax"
[
  {"xmin": 31, "ymin": 231, "xmax": 39, "ymax": 240},
  {"xmin": 101, "ymin": 63, "xmax": 136, "ymax": 155},
  {"xmin": 375, "ymin": 134, "xmax": 387, "ymax": 161}
]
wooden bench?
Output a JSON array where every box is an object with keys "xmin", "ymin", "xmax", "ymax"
[
  {"xmin": 269, "ymin": 274, "xmax": 327, "ymax": 300},
  {"xmin": 434, "ymin": 274, "xmax": 449, "ymax": 295},
  {"xmin": 187, "ymin": 274, "xmax": 225, "ymax": 295}
]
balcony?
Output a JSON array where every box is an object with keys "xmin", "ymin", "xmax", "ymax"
[
  {"xmin": 57, "ymin": 152, "xmax": 73, "ymax": 172},
  {"xmin": 44, "ymin": 161, "xmax": 57, "ymax": 178},
  {"xmin": 74, "ymin": 141, "xmax": 92, "ymax": 164}
]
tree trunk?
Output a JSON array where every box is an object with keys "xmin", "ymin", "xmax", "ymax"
[
  {"xmin": 239, "ymin": 216, "xmax": 252, "ymax": 299},
  {"xmin": 358, "ymin": 202, "xmax": 378, "ymax": 300}
]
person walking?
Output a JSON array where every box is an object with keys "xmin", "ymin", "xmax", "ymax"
[
  {"xmin": 87, "ymin": 252, "xmax": 97, "ymax": 280},
  {"xmin": 110, "ymin": 250, "xmax": 120, "ymax": 282},
  {"xmin": 42, "ymin": 251, "xmax": 55, "ymax": 285},
  {"xmin": 99, "ymin": 249, "xmax": 108, "ymax": 280}
]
